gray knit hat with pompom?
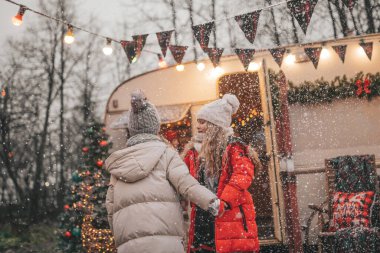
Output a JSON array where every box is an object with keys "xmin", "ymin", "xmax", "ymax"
[{"xmin": 127, "ymin": 89, "xmax": 161, "ymax": 136}]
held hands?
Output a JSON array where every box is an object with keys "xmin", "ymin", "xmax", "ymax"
[{"xmin": 208, "ymin": 199, "xmax": 230, "ymax": 217}]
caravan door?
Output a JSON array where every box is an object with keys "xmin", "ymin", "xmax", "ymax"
[{"xmin": 217, "ymin": 65, "xmax": 284, "ymax": 244}]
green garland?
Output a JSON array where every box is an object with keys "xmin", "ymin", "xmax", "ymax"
[{"xmin": 269, "ymin": 71, "xmax": 380, "ymax": 118}]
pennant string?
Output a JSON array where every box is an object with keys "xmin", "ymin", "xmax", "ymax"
[{"xmin": 3, "ymin": 0, "xmax": 293, "ymax": 48}]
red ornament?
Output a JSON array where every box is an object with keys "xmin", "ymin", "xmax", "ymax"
[
  {"xmin": 85, "ymin": 170, "xmax": 91, "ymax": 176},
  {"xmin": 364, "ymin": 78, "xmax": 371, "ymax": 94},
  {"xmin": 355, "ymin": 79, "xmax": 363, "ymax": 96},
  {"xmin": 64, "ymin": 204, "xmax": 70, "ymax": 211},
  {"xmin": 82, "ymin": 147, "xmax": 89, "ymax": 153},
  {"xmin": 99, "ymin": 140, "xmax": 108, "ymax": 147},
  {"xmin": 65, "ymin": 231, "xmax": 72, "ymax": 238},
  {"xmin": 96, "ymin": 160, "xmax": 104, "ymax": 167}
]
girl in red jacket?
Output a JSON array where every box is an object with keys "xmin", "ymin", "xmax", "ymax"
[{"xmin": 184, "ymin": 94, "xmax": 260, "ymax": 253}]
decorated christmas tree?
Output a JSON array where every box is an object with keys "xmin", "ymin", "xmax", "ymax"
[
  {"xmin": 58, "ymin": 122, "xmax": 116, "ymax": 252},
  {"xmin": 57, "ymin": 169, "xmax": 85, "ymax": 252}
]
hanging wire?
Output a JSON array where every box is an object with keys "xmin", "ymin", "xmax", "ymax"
[
  {"xmin": 2, "ymin": 0, "xmax": 293, "ymax": 48},
  {"xmin": 3, "ymin": 0, "xmax": 380, "ymax": 59}
]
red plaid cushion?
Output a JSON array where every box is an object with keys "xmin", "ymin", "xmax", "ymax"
[{"xmin": 330, "ymin": 191, "xmax": 375, "ymax": 231}]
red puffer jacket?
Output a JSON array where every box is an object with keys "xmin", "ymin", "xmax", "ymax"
[
  {"xmin": 183, "ymin": 146, "xmax": 199, "ymax": 253},
  {"xmin": 184, "ymin": 139, "xmax": 259, "ymax": 253}
]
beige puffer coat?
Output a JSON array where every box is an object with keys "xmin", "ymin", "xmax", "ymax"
[{"xmin": 105, "ymin": 139, "xmax": 217, "ymax": 253}]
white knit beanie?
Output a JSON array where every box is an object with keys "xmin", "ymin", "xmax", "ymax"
[{"xmin": 197, "ymin": 94, "xmax": 240, "ymax": 131}]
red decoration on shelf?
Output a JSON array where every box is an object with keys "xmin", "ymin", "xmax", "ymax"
[
  {"xmin": 65, "ymin": 231, "xmax": 72, "ymax": 238},
  {"xmin": 96, "ymin": 160, "xmax": 104, "ymax": 167},
  {"xmin": 82, "ymin": 147, "xmax": 89, "ymax": 153},
  {"xmin": 64, "ymin": 204, "xmax": 70, "ymax": 211},
  {"xmin": 99, "ymin": 140, "xmax": 108, "ymax": 147}
]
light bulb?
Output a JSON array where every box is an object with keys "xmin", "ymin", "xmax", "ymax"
[
  {"xmin": 357, "ymin": 46, "xmax": 367, "ymax": 57},
  {"xmin": 211, "ymin": 66, "xmax": 224, "ymax": 78},
  {"xmin": 102, "ymin": 38, "xmax": 113, "ymax": 55},
  {"xmin": 248, "ymin": 62, "xmax": 261, "ymax": 71},
  {"xmin": 176, "ymin": 64, "xmax": 185, "ymax": 71},
  {"xmin": 12, "ymin": 6, "xmax": 26, "ymax": 26},
  {"xmin": 12, "ymin": 14, "xmax": 23, "ymax": 26},
  {"xmin": 157, "ymin": 54, "xmax": 167, "ymax": 68},
  {"xmin": 320, "ymin": 47, "xmax": 330, "ymax": 59},
  {"xmin": 196, "ymin": 62, "xmax": 205, "ymax": 71},
  {"xmin": 64, "ymin": 26, "xmax": 75, "ymax": 44},
  {"xmin": 285, "ymin": 53, "xmax": 296, "ymax": 65}
]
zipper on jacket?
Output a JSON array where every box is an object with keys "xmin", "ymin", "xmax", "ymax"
[{"xmin": 238, "ymin": 205, "xmax": 248, "ymax": 232}]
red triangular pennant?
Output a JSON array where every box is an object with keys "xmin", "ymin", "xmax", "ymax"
[
  {"xmin": 287, "ymin": 0, "xmax": 319, "ymax": 34},
  {"xmin": 192, "ymin": 22, "xmax": 215, "ymax": 49},
  {"xmin": 269, "ymin": 48, "xmax": 286, "ymax": 67},
  {"xmin": 169, "ymin": 45, "xmax": 188, "ymax": 64},
  {"xmin": 121, "ymin": 40, "xmax": 138, "ymax": 63},
  {"xmin": 235, "ymin": 49, "xmax": 256, "ymax": 71},
  {"xmin": 234, "ymin": 10, "xmax": 261, "ymax": 44},
  {"xmin": 304, "ymin": 47, "xmax": 322, "ymax": 69},
  {"xmin": 332, "ymin": 45, "xmax": 347, "ymax": 63},
  {"xmin": 341, "ymin": 0, "xmax": 357, "ymax": 11},
  {"xmin": 359, "ymin": 42, "xmax": 373, "ymax": 60},
  {"xmin": 204, "ymin": 48, "xmax": 224, "ymax": 67},
  {"xmin": 132, "ymin": 34, "xmax": 148, "ymax": 52},
  {"xmin": 156, "ymin": 30, "xmax": 173, "ymax": 57},
  {"xmin": 120, "ymin": 35, "xmax": 148, "ymax": 63}
]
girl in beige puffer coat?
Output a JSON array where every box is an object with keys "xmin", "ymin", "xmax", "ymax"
[{"xmin": 105, "ymin": 90, "xmax": 219, "ymax": 253}]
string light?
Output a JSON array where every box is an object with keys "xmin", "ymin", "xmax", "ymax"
[
  {"xmin": 248, "ymin": 61, "xmax": 261, "ymax": 71},
  {"xmin": 356, "ymin": 45, "xmax": 367, "ymax": 58},
  {"xmin": 12, "ymin": 5, "xmax": 26, "ymax": 26},
  {"xmin": 157, "ymin": 54, "xmax": 167, "ymax": 68},
  {"xmin": 176, "ymin": 64, "xmax": 185, "ymax": 71},
  {"xmin": 196, "ymin": 62, "xmax": 205, "ymax": 71},
  {"xmin": 102, "ymin": 38, "xmax": 113, "ymax": 56},
  {"xmin": 211, "ymin": 66, "xmax": 224, "ymax": 78},
  {"xmin": 320, "ymin": 46, "xmax": 330, "ymax": 59},
  {"xmin": 285, "ymin": 52, "xmax": 296, "ymax": 65},
  {"xmin": 64, "ymin": 25, "xmax": 75, "ymax": 44}
]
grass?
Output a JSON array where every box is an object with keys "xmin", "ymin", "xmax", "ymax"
[{"xmin": 0, "ymin": 221, "xmax": 59, "ymax": 253}]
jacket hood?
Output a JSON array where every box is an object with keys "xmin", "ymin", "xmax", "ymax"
[{"xmin": 105, "ymin": 141, "xmax": 167, "ymax": 183}]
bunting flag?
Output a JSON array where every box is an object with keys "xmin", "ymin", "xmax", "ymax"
[
  {"xmin": 359, "ymin": 42, "xmax": 373, "ymax": 60},
  {"xmin": 269, "ymin": 48, "xmax": 286, "ymax": 67},
  {"xmin": 304, "ymin": 47, "xmax": 322, "ymax": 69},
  {"xmin": 169, "ymin": 45, "xmax": 188, "ymax": 64},
  {"xmin": 132, "ymin": 34, "xmax": 148, "ymax": 51},
  {"xmin": 156, "ymin": 30, "xmax": 174, "ymax": 57},
  {"xmin": 332, "ymin": 45, "xmax": 347, "ymax": 63},
  {"xmin": 342, "ymin": 0, "xmax": 357, "ymax": 11},
  {"xmin": 192, "ymin": 22, "xmax": 215, "ymax": 49},
  {"xmin": 235, "ymin": 49, "xmax": 256, "ymax": 71},
  {"xmin": 121, "ymin": 40, "xmax": 138, "ymax": 63},
  {"xmin": 204, "ymin": 47, "xmax": 224, "ymax": 67},
  {"xmin": 120, "ymin": 35, "xmax": 148, "ymax": 63},
  {"xmin": 234, "ymin": 10, "xmax": 261, "ymax": 44},
  {"xmin": 287, "ymin": 0, "xmax": 319, "ymax": 34}
]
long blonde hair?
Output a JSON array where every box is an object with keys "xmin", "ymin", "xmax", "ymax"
[{"xmin": 199, "ymin": 122, "xmax": 228, "ymax": 177}]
